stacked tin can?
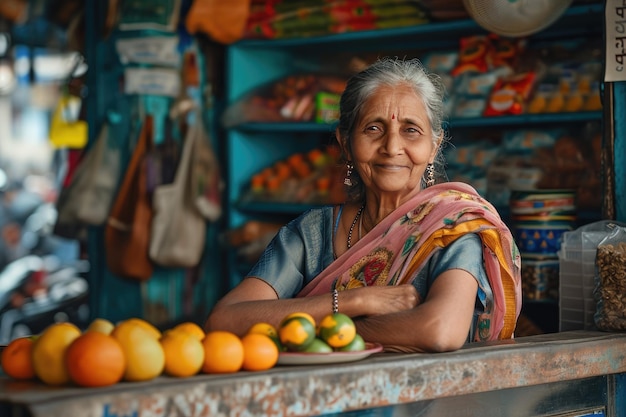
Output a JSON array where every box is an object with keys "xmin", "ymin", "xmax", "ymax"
[{"xmin": 509, "ymin": 189, "xmax": 577, "ymax": 301}]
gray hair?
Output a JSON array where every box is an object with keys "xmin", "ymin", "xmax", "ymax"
[{"xmin": 336, "ymin": 57, "xmax": 448, "ymax": 201}]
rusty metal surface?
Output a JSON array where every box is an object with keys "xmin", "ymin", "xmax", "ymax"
[{"xmin": 1, "ymin": 331, "xmax": 626, "ymax": 417}]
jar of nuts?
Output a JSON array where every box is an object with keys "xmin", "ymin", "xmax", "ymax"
[{"xmin": 594, "ymin": 226, "xmax": 626, "ymax": 332}]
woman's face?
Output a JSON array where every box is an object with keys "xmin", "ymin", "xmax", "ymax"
[{"xmin": 348, "ymin": 83, "xmax": 438, "ymax": 201}]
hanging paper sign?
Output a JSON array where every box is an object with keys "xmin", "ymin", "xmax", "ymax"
[
  {"xmin": 605, "ymin": 0, "xmax": 626, "ymax": 82},
  {"xmin": 116, "ymin": 36, "xmax": 180, "ymax": 67},
  {"xmin": 124, "ymin": 67, "xmax": 181, "ymax": 98}
]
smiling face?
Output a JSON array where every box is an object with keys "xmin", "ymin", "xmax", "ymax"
[{"xmin": 345, "ymin": 83, "xmax": 439, "ymax": 204}]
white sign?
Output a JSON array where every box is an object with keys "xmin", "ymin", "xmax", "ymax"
[{"xmin": 605, "ymin": 0, "xmax": 626, "ymax": 81}]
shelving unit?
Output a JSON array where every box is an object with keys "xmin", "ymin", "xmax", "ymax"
[{"xmin": 222, "ymin": 2, "xmax": 605, "ymax": 300}]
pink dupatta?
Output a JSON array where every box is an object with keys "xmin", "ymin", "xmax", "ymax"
[{"xmin": 296, "ymin": 182, "xmax": 522, "ymax": 341}]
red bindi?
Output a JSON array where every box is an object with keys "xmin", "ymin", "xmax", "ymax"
[{"xmin": 392, "ymin": 114, "xmax": 395, "ymax": 120}]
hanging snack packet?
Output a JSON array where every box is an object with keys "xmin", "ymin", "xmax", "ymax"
[{"xmin": 483, "ymin": 72, "xmax": 536, "ymax": 116}]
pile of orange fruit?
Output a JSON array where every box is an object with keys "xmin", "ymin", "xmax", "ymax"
[
  {"xmin": 0, "ymin": 317, "xmax": 279, "ymax": 388},
  {"xmin": 249, "ymin": 312, "xmax": 366, "ymax": 354}
]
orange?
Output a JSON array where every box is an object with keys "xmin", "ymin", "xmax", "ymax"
[
  {"xmin": 160, "ymin": 329, "xmax": 204, "ymax": 377},
  {"xmin": 201, "ymin": 331, "xmax": 244, "ymax": 374},
  {"xmin": 247, "ymin": 322, "xmax": 282, "ymax": 350},
  {"xmin": 1, "ymin": 337, "xmax": 35, "ymax": 380},
  {"xmin": 278, "ymin": 316, "xmax": 316, "ymax": 352},
  {"xmin": 111, "ymin": 319, "xmax": 165, "ymax": 382},
  {"xmin": 172, "ymin": 322, "xmax": 205, "ymax": 341},
  {"xmin": 32, "ymin": 322, "xmax": 81, "ymax": 385},
  {"xmin": 66, "ymin": 331, "xmax": 126, "ymax": 387},
  {"xmin": 318, "ymin": 313, "xmax": 356, "ymax": 348},
  {"xmin": 240, "ymin": 333, "xmax": 279, "ymax": 372}
]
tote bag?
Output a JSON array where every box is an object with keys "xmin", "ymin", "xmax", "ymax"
[
  {"xmin": 105, "ymin": 117, "xmax": 154, "ymax": 281},
  {"xmin": 149, "ymin": 115, "xmax": 207, "ymax": 268},
  {"xmin": 54, "ymin": 123, "xmax": 120, "ymax": 239}
]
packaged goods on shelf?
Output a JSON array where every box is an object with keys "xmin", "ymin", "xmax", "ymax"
[
  {"xmin": 521, "ymin": 257, "xmax": 560, "ymax": 301},
  {"xmin": 241, "ymin": 146, "xmax": 346, "ymax": 206},
  {"xmin": 221, "ymin": 74, "xmax": 347, "ymax": 127},
  {"xmin": 244, "ymin": 0, "xmax": 429, "ymax": 40},
  {"xmin": 483, "ymin": 125, "xmax": 602, "ymax": 210}
]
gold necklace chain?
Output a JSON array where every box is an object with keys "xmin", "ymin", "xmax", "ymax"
[{"xmin": 347, "ymin": 204, "xmax": 365, "ymax": 249}]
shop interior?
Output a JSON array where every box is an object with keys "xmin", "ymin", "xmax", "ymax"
[{"xmin": 0, "ymin": 0, "xmax": 621, "ymax": 343}]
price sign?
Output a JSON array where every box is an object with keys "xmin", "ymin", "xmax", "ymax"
[{"xmin": 606, "ymin": 0, "xmax": 626, "ymax": 81}]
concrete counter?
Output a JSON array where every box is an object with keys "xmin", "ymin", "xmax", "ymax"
[{"xmin": 1, "ymin": 330, "xmax": 625, "ymax": 416}]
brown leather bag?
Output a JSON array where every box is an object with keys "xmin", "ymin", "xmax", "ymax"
[{"xmin": 105, "ymin": 117, "xmax": 154, "ymax": 281}]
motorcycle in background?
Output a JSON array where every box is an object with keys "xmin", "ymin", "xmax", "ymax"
[{"xmin": 0, "ymin": 202, "xmax": 90, "ymax": 345}]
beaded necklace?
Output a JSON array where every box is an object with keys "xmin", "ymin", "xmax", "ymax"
[{"xmin": 347, "ymin": 204, "xmax": 365, "ymax": 249}]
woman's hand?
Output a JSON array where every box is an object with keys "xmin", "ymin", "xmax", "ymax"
[{"xmin": 341, "ymin": 284, "xmax": 419, "ymax": 317}]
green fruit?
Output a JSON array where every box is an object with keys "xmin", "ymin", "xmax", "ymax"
[
  {"xmin": 337, "ymin": 334, "xmax": 365, "ymax": 352},
  {"xmin": 278, "ymin": 316, "xmax": 316, "ymax": 351},
  {"xmin": 318, "ymin": 313, "xmax": 356, "ymax": 348},
  {"xmin": 303, "ymin": 338, "xmax": 333, "ymax": 353}
]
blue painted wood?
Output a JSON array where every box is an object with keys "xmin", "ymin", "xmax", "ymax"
[
  {"xmin": 616, "ymin": 373, "xmax": 626, "ymax": 417},
  {"xmin": 83, "ymin": 0, "xmax": 145, "ymax": 322}
]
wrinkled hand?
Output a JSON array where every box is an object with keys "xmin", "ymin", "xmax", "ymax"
[{"xmin": 350, "ymin": 284, "xmax": 419, "ymax": 316}]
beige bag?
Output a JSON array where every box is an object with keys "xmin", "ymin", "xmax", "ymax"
[
  {"xmin": 149, "ymin": 116, "xmax": 207, "ymax": 268},
  {"xmin": 54, "ymin": 123, "xmax": 120, "ymax": 239},
  {"xmin": 76, "ymin": 124, "xmax": 121, "ymax": 225}
]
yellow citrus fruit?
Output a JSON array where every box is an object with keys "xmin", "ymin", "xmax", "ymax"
[
  {"xmin": 1, "ymin": 337, "xmax": 35, "ymax": 380},
  {"xmin": 240, "ymin": 333, "xmax": 279, "ymax": 372},
  {"xmin": 172, "ymin": 322, "xmax": 205, "ymax": 341},
  {"xmin": 318, "ymin": 313, "xmax": 356, "ymax": 348},
  {"xmin": 118, "ymin": 317, "xmax": 162, "ymax": 339},
  {"xmin": 201, "ymin": 331, "xmax": 244, "ymax": 374},
  {"xmin": 65, "ymin": 331, "xmax": 126, "ymax": 387},
  {"xmin": 247, "ymin": 322, "xmax": 278, "ymax": 338},
  {"xmin": 280, "ymin": 312, "xmax": 316, "ymax": 328},
  {"xmin": 32, "ymin": 322, "xmax": 81, "ymax": 385},
  {"xmin": 247, "ymin": 322, "xmax": 282, "ymax": 350},
  {"xmin": 278, "ymin": 316, "xmax": 316, "ymax": 352},
  {"xmin": 86, "ymin": 318, "xmax": 115, "ymax": 335},
  {"xmin": 160, "ymin": 329, "xmax": 205, "ymax": 378},
  {"xmin": 111, "ymin": 319, "xmax": 165, "ymax": 382}
]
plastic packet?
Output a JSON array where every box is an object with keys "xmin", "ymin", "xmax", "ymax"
[
  {"xmin": 594, "ymin": 225, "xmax": 626, "ymax": 331},
  {"xmin": 221, "ymin": 74, "xmax": 347, "ymax": 128}
]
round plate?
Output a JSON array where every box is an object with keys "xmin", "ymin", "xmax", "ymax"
[{"xmin": 277, "ymin": 342, "xmax": 383, "ymax": 366}]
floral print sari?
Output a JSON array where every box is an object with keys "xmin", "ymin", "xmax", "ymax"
[{"xmin": 297, "ymin": 182, "xmax": 522, "ymax": 341}]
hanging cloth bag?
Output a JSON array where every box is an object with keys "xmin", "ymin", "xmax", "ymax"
[
  {"xmin": 149, "ymin": 113, "xmax": 207, "ymax": 268},
  {"xmin": 105, "ymin": 117, "xmax": 154, "ymax": 281},
  {"xmin": 54, "ymin": 123, "xmax": 120, "ymax": 239}
]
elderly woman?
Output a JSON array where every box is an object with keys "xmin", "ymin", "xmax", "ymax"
[{"xmin": 207, "ymin": 57, "xmax": 521, "ymax": 353}]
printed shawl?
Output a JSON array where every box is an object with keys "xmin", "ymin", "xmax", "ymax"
[{"xmin": 297, "ymin": 182, "xmax": 522, "ymax": 341}]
